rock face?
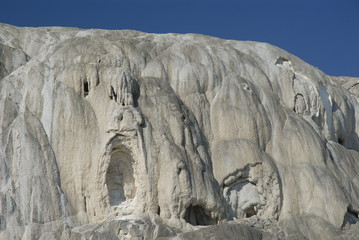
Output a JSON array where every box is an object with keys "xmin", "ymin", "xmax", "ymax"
[{"xmin": 0, "ymin": 23, "xmax": 359, "ymax": 239}]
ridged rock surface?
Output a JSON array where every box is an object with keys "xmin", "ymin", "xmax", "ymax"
[{"xmin": 1, "ymin": 24, "xmax": 359, "ymax": 239}]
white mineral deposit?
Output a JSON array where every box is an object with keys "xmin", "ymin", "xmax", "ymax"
[{"xmin": 0, "ymin": 23, "xmax": 359, "ymax": 239}]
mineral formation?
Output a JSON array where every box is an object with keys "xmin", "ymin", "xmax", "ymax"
[{"xmin": 0, "ymin": 23, "xmax": 359, "ymax": 239}]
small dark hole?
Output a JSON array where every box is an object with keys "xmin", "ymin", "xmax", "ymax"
[
  {"xmin": 275, "ymin": 57, "xmax": 289, "ymax": 65},
  {"xmin": 157, "ymin": 206, "xmax": 161, "ymax": 216},
  {"xmin": 84, "ymin": 81, "xmax": 89, "ymax": 97},
  {"xmin": 245, "ymin": 206, "xmax": 257, "ymax": 218},
  {"xmin": 338, "ymin": 138, "xmax": 344, "ymax": 145}
]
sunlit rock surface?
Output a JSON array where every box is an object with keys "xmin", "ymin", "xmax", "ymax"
[{"xmin": 1, "ymin": 23, "xmax": 359, "ymax": 239}]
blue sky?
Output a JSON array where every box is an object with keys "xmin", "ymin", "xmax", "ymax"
[{"xmin": 1, "ymin": 0, "xmax": 358, "ymax": 77}]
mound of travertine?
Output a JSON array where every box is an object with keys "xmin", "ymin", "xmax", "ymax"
[{"xmin": 1, "ymin": 23, "xmax": 359, "ymax": 240}]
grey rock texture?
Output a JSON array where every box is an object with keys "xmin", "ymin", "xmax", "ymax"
[{"xmin": 0, "ymin": 23, "xmax": 359, "ymax": 239}]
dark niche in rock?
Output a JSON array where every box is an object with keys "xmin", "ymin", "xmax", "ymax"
[
  {"xmin": 341, "ymin": 206, "xmax": 359, "ymax": 230},
  {"xmin": 184, "ymin": 205, "xmax": 216, "ymax": 226}
]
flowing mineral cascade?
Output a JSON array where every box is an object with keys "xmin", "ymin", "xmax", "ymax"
[{"xmin": 0, "ymin": 23, "xmax": 359, "ymax": 239}]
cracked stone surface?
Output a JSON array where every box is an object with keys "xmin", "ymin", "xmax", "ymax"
[{"xmin": 1, "ymin": 23, "xmax": 359, "ymax": 239}]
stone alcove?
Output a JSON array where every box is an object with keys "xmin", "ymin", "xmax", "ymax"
[
  {"xmin": 184, "ymin": 205, "xmax": 217, "ymax": 226},
  {"xmin": 106, "ymin": 149, "xmax": 136, "ymax": 206}
]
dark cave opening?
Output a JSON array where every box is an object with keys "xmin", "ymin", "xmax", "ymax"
[{"xmin": 184, "ymin": 205, "xmax": 216, "ymax": 226}]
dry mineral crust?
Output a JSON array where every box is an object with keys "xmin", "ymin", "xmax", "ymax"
[{"xmin": 1, "ymin": 24, "xmax": 359, "ymax": 239}]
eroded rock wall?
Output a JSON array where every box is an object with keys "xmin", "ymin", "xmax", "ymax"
[{"xmin": 0, "ymin": 24, "xmax": 359, "ymax": 239}]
